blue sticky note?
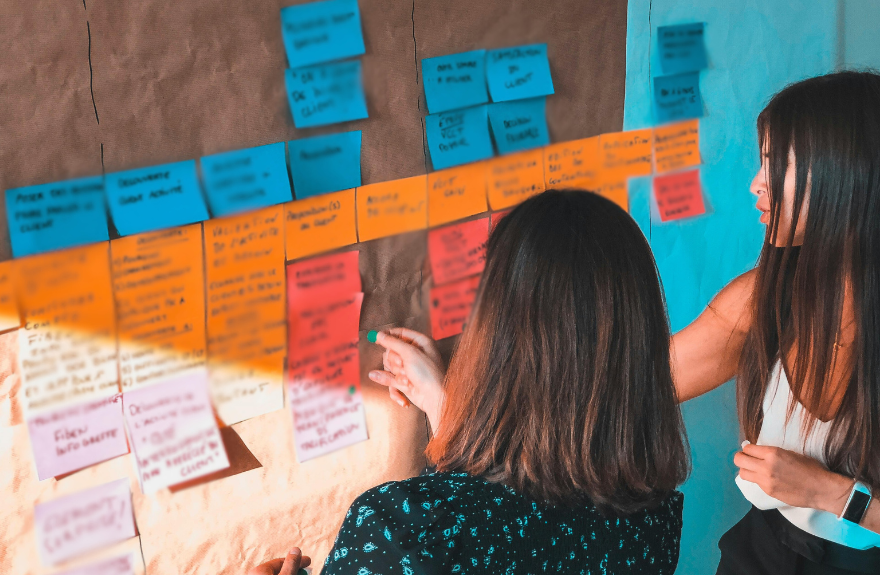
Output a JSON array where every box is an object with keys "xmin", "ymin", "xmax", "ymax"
[
  {"xmin": 285, "ymin": 60, "xmax": 368, "ymax": 128},
  {"xmin": 280, "ymin": 0, "xmax": 365, "ymax": 69},
  {"xmin": 288, "ymin": 131, "xmax": 362, "ymax": 199},
  {"xmin": 5, "ymin": 175, "xmax": 109, "ymax": 258},
  {"xmin": 488, "ymin": 97, "xmax": 550, "ymax": 154},
  {"xmin": 486, "ymin": 44, "xmax": 554, "ymax": 103},
  {"xmin": 425, "ymin": 105, "xmax": 494, "ymax": 170},
  {"xmin": 104, "ymin": 160, "xmax": 209, "ymax": 236},
  {"xmin": 421, "ymin": 50, "xmax": 488, "ymax": 114},
  {"xmin": 658, "ymin": 23, "xmax": 708, "ymax": 75},
  {"xmin": 653, "ymin": 72, "xmax": 704, "ymax": 124},
  {"xmin": 200, "ymin": 142, "xmax": 292, "ymax": 216}
]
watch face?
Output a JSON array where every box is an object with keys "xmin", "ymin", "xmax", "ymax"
[{"xmin": 843, "ymin": 490, "xmax": 872, "ymax": 524}]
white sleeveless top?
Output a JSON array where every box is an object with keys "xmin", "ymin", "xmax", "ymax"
[{"xmin": 735, "ymin": 360, "xmax": 880, "ymax": 549}]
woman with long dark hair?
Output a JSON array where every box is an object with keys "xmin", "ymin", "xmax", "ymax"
[
  {"xmin": 674, "ymin": 71, "xmax": 880, "ymax": 573},
  {"xmin": 248, "ymin": 190, "xmax": 689, "ymax": 574}
]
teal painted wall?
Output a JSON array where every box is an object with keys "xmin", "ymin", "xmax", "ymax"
[
  {"xmin": 842, "ymin": 0, "xmax": 880, "ymax": 69},
  {"xmin": 623, "ymin": 2, "xmax": 837, "ymax": 572}
]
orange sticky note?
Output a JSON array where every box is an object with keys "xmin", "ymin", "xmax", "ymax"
[
  {"xmin": 596, "ymin": 174, "xmax": 631, "ymax": 212},
  {"xmin": 111, "ymin": 224, "xmax": 207, "ymax": 390},
  {"xmin": 204, "ymin": 206, "xmax": 286, "ymax": 424},
  {"xmin": 654, "ymin": 169, "xmax": 706, "ymax": 222},
  {"xmin": 543, "ymin": 136, "xmax": 601, "ymax": 191},
  {"xmin": 357, "ymin": 175, "xmax": 428, "ymax": 241},
  {"xmin": 653, "ymin": 120, "xmax": 700, "ymax": 174},
  {"xmin": 285, "ymin": 189, "xmax": 357, "ymax": 261},
  {"xmin": 14, "ymin": 243, "xmax": 119, "ymax": 414},
  {"xmin": 428, "ymin": 217, "xmax": 489, "ymax": 285},
  {"xmin": 430, "ymin": 274, "xmax": 481, "ymax": 340},
  {"xmin": 427, "ymin": 164, "xmax": 488, "ymax": 227},
  {"xmin": 487, "ymin": 149, "xmax": 545, "ymax": 210},
  {"xmin": 599, "ymin": 129, "xmax": 653, "ymax": 178},
  {"xmin": 0, "ymin": 261, "xmax": 19, "ymax": 332},
  {"xmin": 287, "ymin": 250, "xmax": 361, "ymax": 303}
]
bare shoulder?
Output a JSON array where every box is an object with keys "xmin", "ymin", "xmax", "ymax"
[{"xmin": 707, "ymin": 269, "xmax": 756, "ymax": 334}]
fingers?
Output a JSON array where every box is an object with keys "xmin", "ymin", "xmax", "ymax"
[
  {"xmin": 375, "ymin": 331, "xmax": 420, "ymax": 359},
  {"xmin": 738, "ymin": 469, "xmax": 762, "ymax": 484},
  {"xmin": 248, "ymin": 558, "xmax": 283, "ymax": 575},
  {"xmin": 741, "ymin": 443, "xmax": 777, "ymax": 460},
  {"xmin": 279, "ymin": 548, "xmax": 303, "ymax": 575},
  {"xmin": 386, "ymin": 327, "xmax": 434, "ymax": 351},
  {"xmin": 383, "ymin": 350, "xmax": 404, "ymax": 374},
  {"xmin": 733, "ymin": 451, "xmax": 763, "ymax": 472},
  {"xmin": 368, "ymin": 369, "xmax": 409, "ymax": 392},
  {"xmin": 389, "ymin": 387, "xmax": 411, "ymax": 407}
]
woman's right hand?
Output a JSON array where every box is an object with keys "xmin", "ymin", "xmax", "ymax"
[{"xmin": 368, "ymin": 328, "xmax": 445, "ymax": 432}]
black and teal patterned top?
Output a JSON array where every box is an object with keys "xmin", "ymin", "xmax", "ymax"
[{"xmin": 321, "ymin": 472, "xmax": 683, "ymax": 574}]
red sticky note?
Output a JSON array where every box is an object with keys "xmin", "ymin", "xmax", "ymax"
[
  {"xmin": 286, "ymin": 250, "xmax": 361, "ymax": 304},
  {"xmin": 653, "ymin": 169, "xmax": 706, "ymax": 222},
  {"xmin": 428, "ymin": 217, "xmax": 489, "ymax": 286},
  {"xmin": 430, "ymin": 275, "xmax": 481, "ymax": 340}
]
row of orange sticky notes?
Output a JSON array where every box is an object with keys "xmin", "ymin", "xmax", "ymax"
[{"xmin": 282, "ymin": 120, "xmax": 700, "ymax": 261}]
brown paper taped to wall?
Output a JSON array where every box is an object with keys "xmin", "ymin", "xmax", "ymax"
[{"xmin": 0, "ymin": 0, "xmax": 626, "ymax": 572}]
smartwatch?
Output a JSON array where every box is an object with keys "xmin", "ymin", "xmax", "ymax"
[{"xmin": 839, "ymin": 481, "xmax": 872, "ymax": 525}]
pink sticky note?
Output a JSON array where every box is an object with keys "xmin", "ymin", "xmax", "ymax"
[
  {"xmin": 288, "ymin": 293, "xmax": 368, "ymax": 461},
  {"xmin": 56, "ymin": 553, "xmax": 135, "ymax": 575},
  {"xmin": 428, "ymin": 217, "xmax": 489, "ymax": 286},
  {"xmin": 27, "ymin": 395, "xmax": 129, "ymax": 481},
  {"xmin": 34, "ymin": 478, "xmax": 135, "ymax": 566},
  {"xmin": 286, "ymin": 250, "xmax": 361, "ymax": 304},
  {"xmin": 123, "ymin": 371, "xmax": 229, "ymax": 493},
  {"xmin": 490, "ymin": 209, "xmax": 512, "ymax": 231},
  {"xmin": 430, "ymin": 275, "xmax": 481, "ymax": 340},
  {"xmin": 653, "ymin": 169, "xmax": 706, "ymax": 222}
]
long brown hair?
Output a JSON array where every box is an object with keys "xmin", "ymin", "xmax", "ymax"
[
  {"xmin": 426, "ymin": 190, "xmax": 689, "ymax": 515},
  {"xmin": 739, "ymin": 71, "xmax": 880, "ymax": 491}
]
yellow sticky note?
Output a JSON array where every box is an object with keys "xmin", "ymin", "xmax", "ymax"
[
  {"xmin": 543, "ymin": 137, "xmax": 600, "ymax": 191},
  {"xmin": 653, "ymin": 119, "xmax": 701, "ymax": 174},
  {"xmin": 487, "ymin": 149, "xmax": 545, "ymax": 210},
  {"xmin": 285, "ymin": 189, "xmax": 357, "ymax": 260},
  {"xmin": 599, "ymin": 129, "xmax": 654, "ymax": 178},
  {"xmin": 428, "ymin": 164, "xmax": 488, "ymax": 227},
  {"xmin": 0, "ymin": 261, "xmax": 19, "ymax": 332},
  {"xmin": 357, "ymin": 175, "xmax": 428, "ymax": 242}
]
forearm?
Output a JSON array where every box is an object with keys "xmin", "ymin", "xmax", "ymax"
[{"xmin": 816, "ymin": 471, "xmax": 880, "ymax": 535}]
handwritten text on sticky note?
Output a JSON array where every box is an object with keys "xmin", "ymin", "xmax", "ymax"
[
  {"xmin": 357, "ymin": 175, "xmax": 427, "ymax": 241},
  {"xmin": 34, "ymin": 478, "xmax": 135, "ymax": 566},
  {"xmin": 653, "ymin": 169, "xmax": 706, "ymax": 222},
  {"xmin": 427, "ymin": 164, "xmax": 488, "ymax": 228},
  {"xmin": 27, "ymin": 394, "xmax": 128, "ymax": 480},
  {"xmin": 205, "ymin": 207, "xmax": 286, "ymax": 425},
  {"xmin": 653, "ymin": 119, "xmax": 701, "ymax": 174},
  {"xmin": 430, "ymin": 275, "xmax": 480, "ymax": 340},
  {"xmin": 658, "ymin": 22, "xmax": 708, "ymax": 75},
  {"xmin": 285, "ymin": 189, "xmax": 357, "ymax": 260},
  {"xmin": 544, "ymin": 136, "xmax": 600, "ymax": 190},
  {"xmin": 111, "ymin": 225, "xmax": 207, "ymax": 390},
  {"xmin": 422, "ymin": 50, "xmax": 488, "ymax": 114},
  {"xmin": 487, "ymin": 149, "xmax": 545, "ymax": 210},
  {"xmin": 288, "ymin": 131, "xmax": 361, "ymax": 199},
  {"xmin": 654, "ymin": 72, "xmax": 703, "ymax": 124},
  {"xmin": 123, "ymin": 371, "xmax": 229, "ymax": 493},
  {"xmin": 425, "ymin": 105, "xmax": 494, "ymax": 170},
  {"xmin": 6, "ymin": 175, "xmax": 109, "ymax": 258},
  {"xmin": 599, "ymin": 129, "xmax": 653, "ymax": 178},
  {"xmin": 280, "ymin": 0, "xmax": 365, "ymax": 69},
  {"xmin": 288, "ymin": 250, "xmax": 361, "ymax": 302},
  {"xmin": 429, "ymin": 217, "xmax": 488, "ymax": 286},
  {"xmin": 105, "ymin": 161, "xmax": 209, "ymax": 236},
  {"xmin": 200, "ymin": 142, "xmax": 292, "ymax": 216},
  {"xmin": 286, "ymin": 60, "xmax": 368, "ymax": 128},
  {"xmin": 486, "ymin": 44, "xmax": 554, "ymax": 102},
  {"xmin": 488, "ymin": 97, "xmax": 550, "ymax": 154}
]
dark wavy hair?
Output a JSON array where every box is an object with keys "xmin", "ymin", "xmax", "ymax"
[
  {"xmin": 426, "ymin": 189, "xmax": 689, "ymax": 515},
  {"xmin": 739, "ymin": 71, "xmax": 880, "ymax": 492}
]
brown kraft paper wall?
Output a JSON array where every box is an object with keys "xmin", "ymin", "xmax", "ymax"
[{"xmin": 0, "ymin": 0, "xmax": 627, "ymax": 572}]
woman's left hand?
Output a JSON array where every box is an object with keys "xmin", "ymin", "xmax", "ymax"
[
  {"xmin": 247, "ymin": 548, "xmax": 311, "ymax": 575},
  {"xmin": 734, "ymin": 444, "xmax": 851, "ymax": 513}
]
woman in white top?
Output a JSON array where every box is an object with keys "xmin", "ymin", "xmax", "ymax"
[{"xmin": 674, "ymin": 71, "xmax": 880, "ymax": 574}]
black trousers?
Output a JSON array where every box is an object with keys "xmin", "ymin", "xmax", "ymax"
[{"xmin": 716, "ymin": 507, "xmax": 880, "ymax": 575}]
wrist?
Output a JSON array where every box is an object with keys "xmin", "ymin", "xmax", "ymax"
[{"xmin": 815, "ymin": 471, "xmax": 853, "ymax": 515}]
